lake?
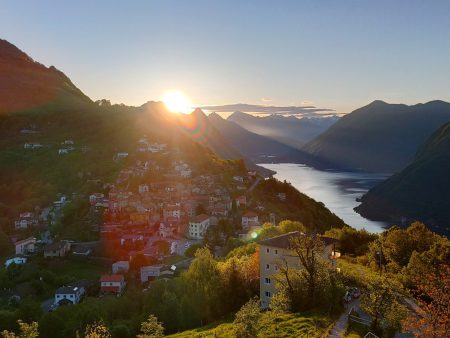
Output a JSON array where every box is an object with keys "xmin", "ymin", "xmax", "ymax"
[{"xmin": 259, "ymin": 163, "xmax": 389, "ymax": 233}]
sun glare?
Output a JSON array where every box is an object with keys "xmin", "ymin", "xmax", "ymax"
[{"xmin": 162, "ymin": 90, "xmax": 192, "ymax": 114}]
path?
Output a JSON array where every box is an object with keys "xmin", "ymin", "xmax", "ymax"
[{"xmin": 328, "ymin": 299, "xmax": 358, "ymax": 337}]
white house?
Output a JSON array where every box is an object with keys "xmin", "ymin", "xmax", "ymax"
[
  {"xmin": 242, "ymin": 211, "xmax": 259, "ymax": 229},
  {"xmin": 4, "ymin": 256, "xmax": 27, "ymax": 268},
  {"xmin": 140, "ymin": 265, "xmax": 174, "ymax": 283},
  {"xmin": 54, "ymin": 285, "xmax": 85, "ymax": 305},
  {"xmin": 14, "ymin": 212, "xmax": 38, "ymax": 230},
  {"xmin": 15, "ymin": 237, "xmax": 36, "ymax": 255},
  {"xmin": 188, "ymin": 214, "xmax": 210, "ymax": 239},
  {"xmin": 112, "ymin": 261, "xmax": 130, "ymax": 274}
]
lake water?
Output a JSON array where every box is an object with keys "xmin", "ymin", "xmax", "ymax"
[{"xmin": 259, "ymin": 163, "xmax": 389, "ymax": 233}]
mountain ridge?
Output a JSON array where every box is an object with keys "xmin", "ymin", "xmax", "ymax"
[
  {"xmin": 302, "ymin": 100, "xmax": 450, "ymax": 172},
  {"xmin": 355, "ymin": 120, "xmax": 450, "ymax": 236}
]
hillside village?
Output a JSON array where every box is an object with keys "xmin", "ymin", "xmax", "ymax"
[{"xmin": 3, "ymin": 132, "xmax": 279, "ymax": 310}]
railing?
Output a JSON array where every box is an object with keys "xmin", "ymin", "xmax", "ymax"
[{"xmin": 363, "ymin": 332, "xmax": 379, "ymax": 338}]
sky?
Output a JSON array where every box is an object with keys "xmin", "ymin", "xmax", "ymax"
[{"xmin": 1, "ymin": 0, "xmax": 450, "ymax": 114}]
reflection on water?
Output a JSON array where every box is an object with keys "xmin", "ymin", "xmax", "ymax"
[{"xmin": 259, "ymin": 163, "xmax": 389, "ymax": 233}]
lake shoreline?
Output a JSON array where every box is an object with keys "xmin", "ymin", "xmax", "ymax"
[{"xmin": 259, "ymin": 163, "xmax": 389, "ymax": 233}]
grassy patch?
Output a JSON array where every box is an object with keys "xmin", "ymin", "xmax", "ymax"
[{"xmin": 168, "ymin": 312, "xmax": 333, "ymax": 338}]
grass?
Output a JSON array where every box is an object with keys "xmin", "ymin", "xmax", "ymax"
[
  {"xmin": 168, "ymin": 312, "xmax": 333, "ymax": 338},
  {"xmin": 344, "ymin": 321, "xmax": 370, "ymax": 338}
]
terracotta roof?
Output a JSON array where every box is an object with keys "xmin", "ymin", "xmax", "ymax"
[
  {"xmin": 191, "ymin": 214, "xmax": 209, "ymax": 223},
  {"xmin": 258, "ymin": 231, "xmax": 338, "ymax": 249},
  {"xmin": 243, "ymin": 211, "xmax": 258, "ymax": 217},
  {"xmin": 100, "ymin": 274, "xmax": 124, "ymax": 282}
]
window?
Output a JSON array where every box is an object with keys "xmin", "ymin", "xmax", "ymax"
[
  {"xmin": 266, "ymin": 264, "xmax": 270, "ymax": 270},
  {"xmin": 264, "ymin": 277, "xmax": 271, "ymax": 284},
  {"xmin": 266, "ymin": 248, "xmax": 270, "ymax": 253},
  {"xmin": 110, "ymin": 282, "xmax": 113, "ymax": 286},
  {"xmin": 265, "ymin": 291, "xmax": 271, "ymax": 297},
  {"xmin": 274, "ymin": 249, "xmax": 278, "ymax": 255},
  {"xmin": 274, "ymin": 265, "xmax": 278, "ymax": 271}
]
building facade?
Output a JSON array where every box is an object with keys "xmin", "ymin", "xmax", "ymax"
[{"xmin": 258, "ymin": 231, "xmax": 338, "ymax": 309}]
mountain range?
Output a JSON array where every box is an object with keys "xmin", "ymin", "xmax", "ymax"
[
  {"xmin": 208, "ymin": 113, "xmax": 337, "ymax": 168},
  {"xmin": 302, "ymin": 100, "xmax": 450, "ymax": 173},
  {"xmin": 355, "ymin": 120, "xmax": 450, "ymax": 236},
  {"xmin": 227, "ymin": 111, "xmax": 338, "ymax": 148}
]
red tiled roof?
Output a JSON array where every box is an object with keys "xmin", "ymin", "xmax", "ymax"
[
  {"xmin": 100, "ymin": 274, "xmax": 124, "ymax": 282},
  {"xmin": 192, "ymin": 214, "xmax": 209, "ymax": 222},
  {"xmin": 243, "ymin": 211, "xmax": 257, "ymax": 217}
]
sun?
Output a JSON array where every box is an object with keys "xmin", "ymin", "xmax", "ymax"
[{"xmin": 162, "ymin": 90, "xmax": 192, "ymax": 114}]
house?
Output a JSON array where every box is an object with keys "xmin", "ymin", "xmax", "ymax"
[
  {"xmin": 23, "ymin": 142, "xmax": 43, "ymax": 149},
  {"xmin": 188, "ymin": 214, "xmax": 210, "ymax": 240},
  {"xmin": 258, "ymin": 231, "xmax": 339, "ymax": 309},
  {"xmin": 233, "ymin": 176, "xmax": 244, "ymax": 183},
  {"xmin": 54, "ymin": 285, "xmax": 85, "ymax": 306},
  {"xmin": 99, "ymin": 275, "xmax": 126, "ymax": 295},
  {"xmin": 14, "ymin": 212, "xmax": 38, "ymax": 230},
  {"xmin": 140, "ymin": 265, "xmax": 174, "ymax": 283},
  {"xmin": 112, "ymin": 261, "xmax": 130, "ymax": 274},
  {"xmin": 242, "ymin": 211, "xmax": 259, "ymax": 229},
  {"xmin": 89, "ymin": 193, "xmax": 105, "ymax": 205},
  {"xmin": 44, "ymin": 241, "xmax": 71, "ymax": 258},
  {"xmin": 115, "ymin": 152, "xmax": 129, "ymax": 160},
  {"xmin": 163, "ymin": 205, "xmax": 181, "ymax": 220},
  {"xmin": 236, "ymin": 195, "xmax": 247, "ymax": 208},
  {"xmin": 58, "ymin": 147, "xmax": 74, "ymax": 155},
  {"xmin": 158, "ymin": 222, "xmax": 175, "ymax": 238},
  {"xmin": 4, "ymin": 256, "xmax": 27, "ymax": 268},
  {"xmin": 138, "ymin": 184, "xmax": 149, "ymax": 194},
  {"xmin": 15, "ymin": 237, "xmax": 36, "ymax": 255},
  {"xmin": 120, "ymin": 234, "xmax": 144, "ymax": 246},
  {"xmin": 277, "ymin": 193, "xmax": 287, "ymax": 201}
]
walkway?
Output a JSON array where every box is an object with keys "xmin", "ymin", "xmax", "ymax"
[{"xmin": 328, "ymin": 299, "xmax": 370, "ymax": 338}]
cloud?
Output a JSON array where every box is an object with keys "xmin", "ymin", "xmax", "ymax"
[{"xmin": 200, "ymin": 103, "xmax": 336, "ymax": 117}]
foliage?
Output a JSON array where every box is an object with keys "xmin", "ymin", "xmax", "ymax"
[
  {"xmin": 403, "ymin": 265, "xmax": 449, "ymax": 338},
  {"xmin": 184, "ymin": 244, "xmax": 203, "ymax": 258},
  {"xmin": 1, "ymin": 320, "xmax": 39, "ymax": 338},
  {"xmin": 85, "ymin": 320, "xmax": 111, "ymax": 338},
  {"xmin": 360, "ymin": 278, "xmax": 407, "ymax": 335},
  {"xmin": 324, "ymin": 226, "xmax": 377, "ymax": 256},
  {"xmin": 275, "ymin": 234, "xmax": 342, "ymax": 312},
  {"xmin": 233, "ymin": 297, "xmax": 262, "ymax": 338},
  {"xmin": 137, "ymin": 314, "xmax": 164, "ymax": 338}
]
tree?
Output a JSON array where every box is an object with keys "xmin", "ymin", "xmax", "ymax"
[
  {"xmin": 403, "ymin": 265, "xmax": 449, "ymax": 338},
  {"xmin": 183, "ymin": 248, "xmax": 222, "ymax": 323},
  {"xmin": 360, "ymin": 279, "xmax": 406, "ymax": 335},
  {"xmin": 289, "ymin": 234, "xmax": 328, "ymax": 305},
  {"xmin": 184, "ymin": 243, "xmax": 203, "ymax": 258},
  {"xmin": 1, "ymin": 320, "xmax": 39, "ymax": 338},
  {"xmin": 138, "ymin": 314, "xmax": 164, "ymax": 338},
  {"xmin": 85, "ymin": 320, "xmax": 111, "ymax": 338},
  {"xmin": 233, "ymin": 298, "xmax": 262, "ymax": 338}
]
